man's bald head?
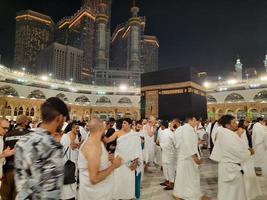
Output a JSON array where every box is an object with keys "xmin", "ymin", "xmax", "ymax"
[{"xmin": 88, "ymin": 118, "xmax": 105, "ymax": 134}]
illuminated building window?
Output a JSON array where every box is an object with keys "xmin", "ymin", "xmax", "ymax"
[
  {"xmin": 26, "ymin": 108, "xmax": 30, "ymax": 116},
  {"xmin": 14, "ymin": 107, "xmax": 18, "ymax": 116},
  {"xmin": 18, "ymin": 107, "xmax": 24, "ymax": 115},
  {"xmin": 30, "ymin": 108, "xmax": 35, "ymax": 116}
]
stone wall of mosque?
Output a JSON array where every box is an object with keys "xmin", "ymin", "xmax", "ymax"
[
  {"xmin": 207, "ymin": 102, "xmax": 267, "ymax": 120},
  {"xmin": 0, "ymin": 96, "xmax": 140, "ymax": 121},
  {"xmin": 206, "ymin": 88, "xmax": 267, "ymax": 120}
]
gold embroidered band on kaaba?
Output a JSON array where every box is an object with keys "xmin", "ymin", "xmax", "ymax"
[{"xmin": 141, "ymin": 81, "xmax": 206, "ymax": 97}]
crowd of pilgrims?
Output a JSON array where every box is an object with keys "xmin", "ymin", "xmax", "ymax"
[{"xmin": 0, "ymin": 97, "xmax": 266, "ymax": 200}]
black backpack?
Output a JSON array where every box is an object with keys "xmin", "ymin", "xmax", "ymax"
[{"xmin": 63, "ymin": 147, "xmax": 76, "ymax": 185}]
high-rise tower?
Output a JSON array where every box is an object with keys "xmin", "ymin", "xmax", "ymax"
[
  {"xmin": 263, "ymin": 51, "xmax": 267, "ymax": 73},
  {"xmin": 94, "ymin": 2, "xmax": 109, "ymax": 70},
  {"xmin": 14, "ymin": 10, "xmax": 54, "ymax": 72},
  {"xmin": 235, "ymin": 56, "xmax": 243, "ymax": 81},
  {"xmin": 128, "ymin": 1, "xmax": 142, "ymax": 71},
  {"xmin": 82, "ymin": 0, "xmax": 111, "ymax": 20}
]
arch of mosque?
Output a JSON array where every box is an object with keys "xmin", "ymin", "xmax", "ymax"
[
  {"xmin": 0, "ymin": 96, "xmax": 140, "ymax": 121},
  {"xmin": 207, "ymin": 89, "xmax": 267, "ymax": 120},
  {"xmin": 0, "ymin": 83, "xmax": 140, "ymax": 106},
  {"xmin": 3, "ymin": 82, "xmax": 267, "ymax": 121},
  {"xmin": 206, "ymin": 89, "xmax": 267, "ymax": 103},
  {"xmin": 0, "ymin": 82, "xmax": 140, "ymax": 121}
]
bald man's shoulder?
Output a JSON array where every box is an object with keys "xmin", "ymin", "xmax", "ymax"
[{"xmin": 82, "ymin": 139, "xmax": 101, "ymax": 160}]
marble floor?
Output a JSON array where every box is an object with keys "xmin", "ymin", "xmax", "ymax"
[{"xmin": 141, "ymin": 153, "xmax": 267, "ymax": 200}]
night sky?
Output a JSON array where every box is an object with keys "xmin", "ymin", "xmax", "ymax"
[{"xmin": 1, "ymin": 0, "xmax": 267, "ymax": 77}]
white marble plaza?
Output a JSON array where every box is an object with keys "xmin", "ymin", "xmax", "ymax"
[{"xmin": 141, "ymin": 151, "xmax": 267, "ymax": 200}]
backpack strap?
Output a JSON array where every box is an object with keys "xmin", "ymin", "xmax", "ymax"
[{"xmin": 64, "ymin": 147, "xmax": 70, "ymax": 160}]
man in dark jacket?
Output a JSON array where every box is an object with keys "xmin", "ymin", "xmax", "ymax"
[
  {"xmin": 105, "ymin": 118, "xmax": 116, "ymax": 153},
  {"xmin": 1, "ymin": 115, "xmax": 30, "ymax": 200}
]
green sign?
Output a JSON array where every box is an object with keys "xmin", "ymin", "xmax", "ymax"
[
  {"xmin": 246, "ymin": 111, "xmax": 253, "ymax": 119},
  {"xmin": 208, "ymin": 111, "xmax": 215, "ymax": 119}
]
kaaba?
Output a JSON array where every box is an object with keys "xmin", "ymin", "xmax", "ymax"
[{"xmin": 141, "ymin": 67, "xmax": 207, "ymax": 120}]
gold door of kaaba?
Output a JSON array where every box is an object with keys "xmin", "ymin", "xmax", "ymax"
[{"xmin": 145, "ymin": 90, "xmax": 159, "ymax": 118}]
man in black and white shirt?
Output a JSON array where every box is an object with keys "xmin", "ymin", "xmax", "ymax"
[{"xmin": 15, "ymin": 97, "xmax": 69, "ymax": 200}]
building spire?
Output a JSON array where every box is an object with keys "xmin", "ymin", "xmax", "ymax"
[
  {"xmin": 98, "ymin": 0, "xmax": 107, "ymax": 14},
  {"xmin": 235, "ymin": 55, "xmax": 243, "ymax": 80},
  {"xmin": 131, "ymin": 0, "xmax": 139, "ymax": 17},
  {"xmin": 264, "ymin": 50, "xmax": 267, "ymax": 73},
  {"xmin": 235, "ymin": 55, "xmax": 242, "ymax": 67}
]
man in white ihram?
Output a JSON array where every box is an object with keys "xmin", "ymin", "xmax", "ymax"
[
  {"xmin": 78, "ymin": 118, "xmax": 122, "ymax": 200},
  {"xmin": 157, "ymin": 120, "xmax": 176, "ymax": 190},
  {"xmin": 252, "ymin": 117, "xmax": 267, "ymax": 176},
  {"xmin": 173, "ymin": 116, "xmax": 210, "ymax": 200},
  {"xmin": 112, "ymin": 118, "xmax": 142, "ymax": 200},
  {"xmin": 143, "ymin": 116, "xmax": 157, "ymax": 171},
  {"xmin": 210, "ymin": 115, "xmax": 254, "ymax": 200}
]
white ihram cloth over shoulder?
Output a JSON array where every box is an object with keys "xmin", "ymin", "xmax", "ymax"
[
  {"xmin": 210, "ymin": 127, "xmax": 251, "ymax": 200},
  {"xmin": 159, "ymin": 128, "xmax": 176, "ymax": 164},
  {"xmin": 211, "ymin": 122, "xmax": 220, "ymax": 144},
  {"xmin": 196, "ymin": 124, "xmax": 206, "ymax": 150},
  {"xmin": 112, "ymin": 131, "xmax": 142, "ymax": 200},
  {"xmin": 262, "ymin": 131, "xmax": 267, "ymax": 177},
  {"xmin": 78, "ymin": 140, "xmax": 113, "ymax": 200},
  {"xmin": 252, "ymin": 122, "xmax": 267, "ymax": 168},
  {"xmin": 240, "ymin": 131, "xmax": 262, "ymax": 200},
  {"xmin": 173, "ymin": 126, "xmax": 183, "ymax": 166},
  {"xmin": 159, "ymin": 128, "xmax": 176, "ymax": 182},
  {"xmin": 209, "ymin": 126, "xmax": 223, "ymax": 161},
  {"xmin": 79, "ymin": 126, "xmax": 88, "ymax": 140},
  {"xmin": 138, "ymin": 129, "xmax": 149, "ymax": 164},
  {"xmin": 136, "ymin": 130, "xmax": 146, "ymax": 181},
  {"xmin": 143, "ymin": 124, "xmax": 155, "ymax": 163},
  {"xmin": 174, "ymin": 126, "xmax": 183, "ymax": 149},
  {"xmin": 154, "ymin": 128, "xmax": 162, "ymax": 166},
  {"xmin": 173, "ymin": 124, "xmax": 202, "ymax": 200}
]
